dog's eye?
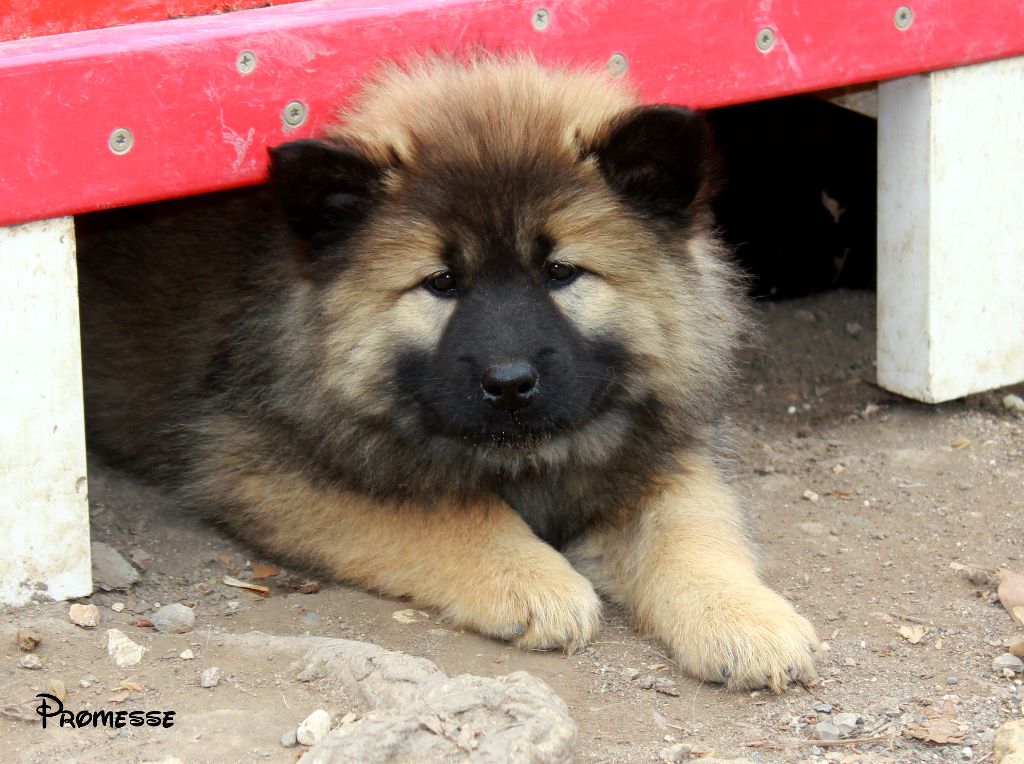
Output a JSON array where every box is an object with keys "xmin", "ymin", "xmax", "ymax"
[
  {"xmin": 425, "ymin": 270, "xmax": 459, "ymax": 297},
  {"xmin": 546, "ymin": 262, "xmax": 578, "ymax": 285}
]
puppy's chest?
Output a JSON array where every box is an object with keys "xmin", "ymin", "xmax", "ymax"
[{"xmin": 497, "ymin": 474, "xmax": 613, "ymax": 550}]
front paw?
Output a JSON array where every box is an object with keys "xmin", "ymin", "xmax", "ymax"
[
  {"xmin": 665, "ymin": 584, "xmax": 819, "ymax": 693},
  {"xmin": 440, "ymin": 548, "xmax": 601, "ymax": 654}
]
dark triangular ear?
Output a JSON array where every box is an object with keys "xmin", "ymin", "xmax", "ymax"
[
  {"xmin": 591, "ymin": 106, "xmax": 709, "ymax": 219},
  {"xmin": 268, "ymin": 139, "xmax": 384, "ymax": 247}
]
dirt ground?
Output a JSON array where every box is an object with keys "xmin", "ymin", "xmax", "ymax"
[{"xmin": 3, "ymin": 289, "xmax": 1023, "ymax": 763}]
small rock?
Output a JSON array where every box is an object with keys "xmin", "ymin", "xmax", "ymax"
[
  {"xmin": 947, "ymin": 675, "xmax": 959, "ymax": 685},
  {"xmin": 200, "ymin": 667, "xmax": 220, "ymax": 688},
  {"xmin": 1003, "ymin": 393, "xmax": 1024, "ymax": 413},
  {"xmin": 391, "ymin": 609, "xmax": 429, "ymax": 624},
  {"xmin": 798, "ymin": 522, "xmax": 828, "ymax": 537},
  {"xmin": 1007, "ymin": 635, "xmax": 1024, "ymax": 657},
  {"xmin": 802, "ymin": 490, "xmax": 820, "ymax": 503},
  {"xmin": 795, "ymin": 309, "xmax": 817, "ymax": 323},
  {"xmin": 18, "ymin": 654, "xmax": 42, "ymax": 670},
  {"xmin": 994, "ymin": 719, "xmax": 1024, "ymax": 762},
  {"xmin": 621, "ymin": 667, "xmax": 640, "ymax": 680},
  {"xmin": 833, "ymin": 712, "xmax": 861, "ymax": 736},
  {"xmin": 813, "ymin": 721, "xmax": 841, "ymax": 741},
  {"xmin": 129, "ymin": 548, "xmax": 153, "ymax": 570},
  {"xmin": 151, "ymin": 604, "xmax": 195, "ymax": 634},
  {"xmin": 637, "ymin": 675, "xmax": 655, "ymax": 690},
  {"xmin": 992, "ymin": 653, "xmax": 1024, "ymax": 674},
  {"xmin": 296, "ymin": 709, "xmax": 331, "ymax": 746},
  {"xmin": 653, "ymin": 678, "xmax": 681, "ymax": 696},
  {"xmin": 91, "ymin": 542, "xmax": 140, "ymax": 591},
  {"xmin": 111, "ymin": 602, "xmax": 125, "ymax": 613},
  {"xmin": 658, "ymin": 742, "xmax": 692, "ymax": 762},
  {"xmin": 280, "ymin": 729, "xmax": 298, "ymax": 748},
  {"xmin": 15, "ymin": 628, "xmax": 41, "ymax": 651},
  {"xmin": 46, "ymin": 679, "xmax": 66, "ymax": 700},
  {"xmin": 179, "ymin": 648, "xmax": 195, "ymax": 660},
  {"xmin": 69, "ymin": 603, "xmax": 100, "ymax": 628},
  {"xmin": 796, "ymin": 425, "xmax": 813, "ymax": 438},
  {"xmin": 961, "ymin": 746, "xmax": 973, "ymax": 759},
  {"xmin": 815, "ymin": 703, "xmax": 833, "ymax": 714},
  {"xmin": 845, "ymin": 321, "xmax": 863, "ymax": 337},
  {"xmin": 106, "ymin": 629, "xmax": 146, "ymax": 667}
]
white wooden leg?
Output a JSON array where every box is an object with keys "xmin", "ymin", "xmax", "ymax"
[
  {"xmin": 0, "ymin": 217, "xmax": 91, "ymax": 605},
  {"xmin": 877, "ymin": 55, "xmax": 1024, "ymax": 403}
]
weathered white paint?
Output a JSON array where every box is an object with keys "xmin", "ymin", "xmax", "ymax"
[
  {"xmin": 0, "ymin": 217, "xmax": 92, "ymax": 605},
  {"xmin": 877, "ymin": 56, "xmax": 1024, "ymax": 403}
]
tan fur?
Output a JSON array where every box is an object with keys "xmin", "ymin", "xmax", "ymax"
[
  {"xmin": 566, "ymin": 453, "xmax": 818, "ymax": 692},
  {"xmin": 192, "ymin": 413, "xmax": 600, "ymax": 651}
]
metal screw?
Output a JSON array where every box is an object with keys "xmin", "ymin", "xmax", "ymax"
[
  {"xmin": 532, "ymin": 8, "xmax": 550, "ymax": 30},
  {"xmin": 894, "ymin": 5, "xmax": 914, "ymax": 29},
  {"xmin": 108, "ymin": 128, "xmax": 134, "ymax": 155},
  {"xmin": 236, "ymin": 50, "xmax": 257, "ymax": 74},
  {"xmin": 283, "ymin": 100, "xmax": 308, "ymax": 128},
  {"xmin": 756, "ymin": 27, "xmax": 776, "ymax": 53},
  {"xmin": 606, "ymin": 53, "xmax": 628, "ymax": 78}
]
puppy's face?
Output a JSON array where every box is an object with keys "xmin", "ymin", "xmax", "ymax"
[{"xmin": 268, "ymin": 67, "xmax": 725, "ymax": 475}]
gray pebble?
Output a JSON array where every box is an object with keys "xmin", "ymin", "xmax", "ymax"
[
  {"xmin": 200, "ymin": 666, "xmax": 220, "ymax": 688},
  {"xmin": 653, "ymin": 678, "xmax": 681, "ymax": 696},
  {"xmin": 91, "ymin": 542, "xmax": 140, "ymax": 591},
  {"xmin": 833, "ymin": 712, "xmax": 861, "ymax": 736},
  {"xmin": 813, "ymin": 721, "xmax": 841, "ymax": 741},
  {"xmin": 637, "ymin": 675, "xmax": 655, "ymax": 690},
  {"xmin": 866, "ymin": 697, "xmax": 902, "ymax": 717},
  {"xmin": 280, "ymin": 729, "xmax": 297, "ymax": 748},
  {"xmin": 992, "ymin": 653, "xmax": 1024, "ymax": 674},
  {"xmin": 814, "ymin": 703, "xmax": 833, "ymax": 714},
  {"xmin": 947, "ymin": 676, "xmax": 959, "ymax": 685},
  {"xmin": 152, "ymin": 603, "xmax": 195, "ymax": 634},
  {"xmin": 845, "ymin": 321, "xmax": 863, "ymax": 337},
  {"xmin": 18, "ymin": 654, "xmax": 42, "ymax": 670},
  {"xmin": 1003, "ymin": 393, "xmax": 1024, "ymax": 413},
  {"xmin": 658, "ymin": 743, "xmax": 692, "ymax": 762},
  {"xmin": 296, "ymin": 709, "xmax": 331, "ymax": 746}
]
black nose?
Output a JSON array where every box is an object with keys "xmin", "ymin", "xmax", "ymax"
[{"xmin": 481, "ymin": 361, "xmax": 538, "ymax": 411}]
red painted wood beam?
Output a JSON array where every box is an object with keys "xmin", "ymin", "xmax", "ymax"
[
  {"xmin": 0, "ymin": 0, "xmax": 304, "ymax": 42},
  {"xmin": 1, "ymin": 0, "xmax": 1022, "ymax": 226}
]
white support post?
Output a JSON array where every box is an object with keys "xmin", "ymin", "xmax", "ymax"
[
  {"xmin": 877, "ymin": 56, "xmax": 1024, "ymax": 403},
  {"xmin": 0, "ymin": 217, "xmax": 92, "ymax": 605}
]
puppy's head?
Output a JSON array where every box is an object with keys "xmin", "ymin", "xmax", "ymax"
[{"xmin": 268, "ymin": 58, "xmax": 742, "ymax": 479}]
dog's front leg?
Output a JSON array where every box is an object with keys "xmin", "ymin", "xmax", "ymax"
[
  {"xmin": 196, "ymin": 453, "xmax": 600, "ymax": 652},
  {"xmin": 567, "ymin": 452, "xmax": 818, "ymax": 692}
]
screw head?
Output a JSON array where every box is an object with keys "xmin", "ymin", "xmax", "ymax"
[
  {"xmin": 532, "ymin": 8, "xmax": 550, "ymax": 30},
  {"xmin": 108, "ymin": 128, "xmax": 134, "ymax": 155},
  {"xmin": 606, "ymin": 53, "xmax": 628, "ymax": 78},
  {"xmin": 282, "ymin": 100, "xmax": 308, "ymax": 128},
  {"xmin": 894, "ymin": 5, "xmax": 914, "ymax": 29},
  {"xmin": 236, "ymin": 50, "xmax": 257, "ymax": 74},
  {"xmin": 756, "ymin": 27, "xmax": 776, "ymax": 52}
]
